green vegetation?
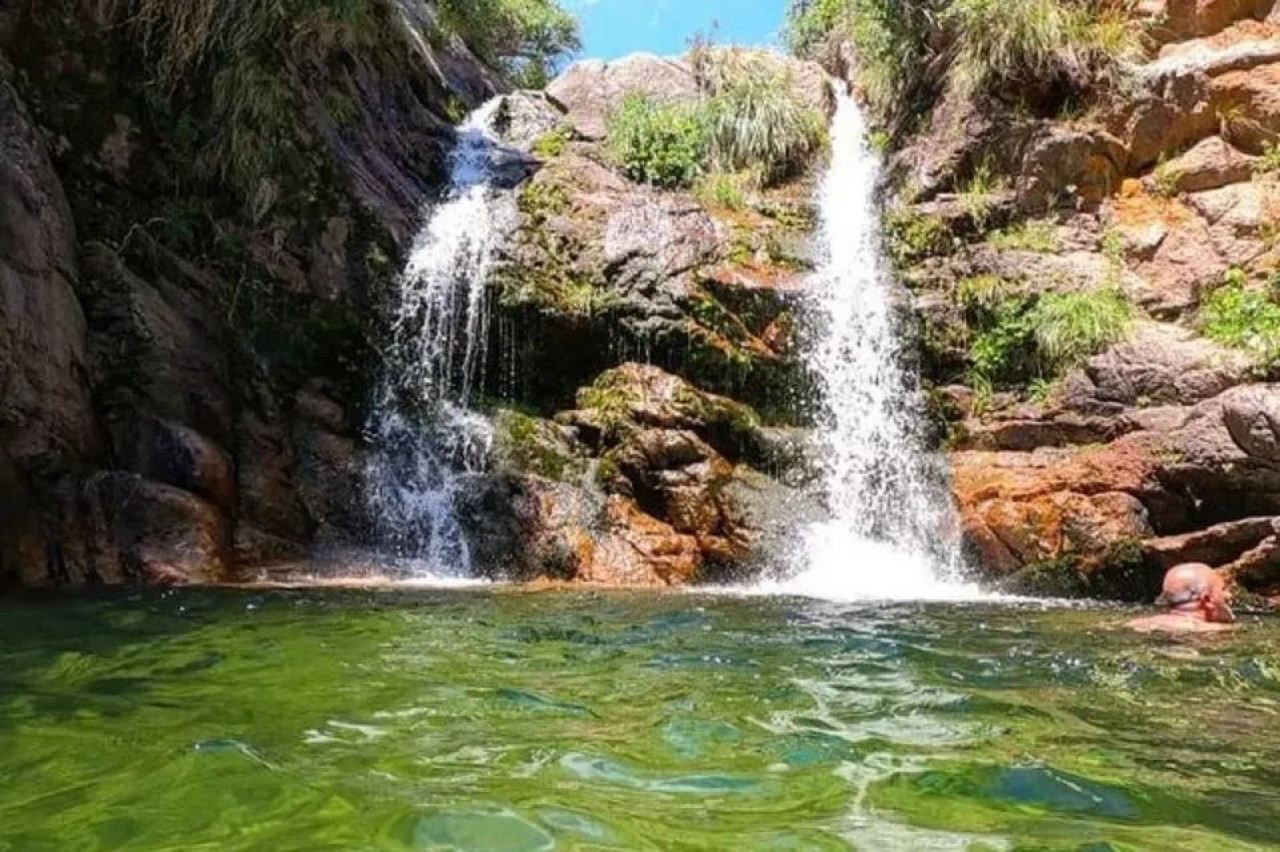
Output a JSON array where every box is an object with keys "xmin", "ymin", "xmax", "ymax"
[
  {"xmin": 695, "ymin": 172, "xmax": 750, "ymax": 210},
  {"xmin": 947, "ymin": 0, "xmax": 1143, "ymax": 96},
  {"xmin": 786, "ymin": 0, "xmax": 1142, "ymax": 122},
  {"xmin": 607, "ymin": 95, "xmax": 709, "ymax": 189},
  {"xmin": 987, "ymin": 219, "xmax": 1060, "ymax": 253},
  {"xmin": 961, "ymin": 278, "xmax": 1134, "ymax": 391},
  {"xmin": 87, "ymin": 0, "xmax": 579, "ymax": 202},
  {"xmin": 885, "ymin": 209, "xmax": 951, "ymax": 265},
  {"xmin": 1255, "ymin": 141, "xmax": 1280, "ymax": 177},
  {"xmin": 699, "ymin": 51, "xmax": 828, "ymax": 185},
  {"xmin": 1200, "ymin": 272, "xmax": 1280, "ymax": 370},
  {"xmin": 785, "ymin": 0, "xmax": 934, "ymax": 122},
  {"xmin": 1152, "ymin": 155, "xmax": 1182, "ymax": 198},
  {"xmin": 607, "ymin": 51, "xmax": 825, "ymax": 190},
  {"xmin": 531, "ymin": 124, "xmax": 572, "ymax": 159},
  {"xmin": 438, "ymin": 0, "xmax": 581, "ymax": 88},
  {"xmin": 1030, "ymin": 286, "xmax": 1134, "ymax": 370},
  {"xmin": 958, "ymin": 160, "xmax": 1007, "ymax": 231}
]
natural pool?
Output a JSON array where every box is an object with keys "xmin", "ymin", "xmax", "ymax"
[{"xmin": 1, "ymin": 588, "xmax": 1278, "ymax": 851}]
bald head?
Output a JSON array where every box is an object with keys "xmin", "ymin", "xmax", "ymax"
[{"xmin": 1156, "ymin": 563, "xmax": 1235, "ymax": 623}]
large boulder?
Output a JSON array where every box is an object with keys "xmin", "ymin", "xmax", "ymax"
[{"xmin": 548, "ymin": 54, "xmax": 700, "ymax": 140}]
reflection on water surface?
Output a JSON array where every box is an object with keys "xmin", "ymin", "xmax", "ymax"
[{"xmin": 1, "ymin": 588, "xmax": 1277, "ymax": 851}]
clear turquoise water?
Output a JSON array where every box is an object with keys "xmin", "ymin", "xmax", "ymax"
[{"xmin": 1, "ymin": 588, "xmax": 1278, "ymax": 851}]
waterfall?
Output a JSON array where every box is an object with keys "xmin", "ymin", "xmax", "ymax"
[
  {"xmin": 365, "ymin": 98, "xmax": 514, "ymax": 575},
  {"xmin": 778, "ymin": 89, "xmax": 978, "ymax": 601}
]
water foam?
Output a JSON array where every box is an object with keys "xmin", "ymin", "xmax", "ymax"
[{"xmin": 777, "ymin": 88, "xmax": 982, "ymax": 602}]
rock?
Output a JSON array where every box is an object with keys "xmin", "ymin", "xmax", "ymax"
[
  {"xmin": 561, "ymin": 364, "xmax": 767, "ymax": 464},
  {"xmin": 608, "ymin": 428, "xmax": 733, "ymax": 535},
  {"xmin": 0, "ymin": 77, "xmax": 96, "ymax": 470},
  {"xmin": 291, "ymin": 384, "xmax": 366, "ymax": 538},
  {"xmin": 1222, "ymin": 384, "xmax": 1280, "ymax": 461},
  {"xmin": 1017, "ymin": 126, "xmax": 1127, "ymax": 210},
  {"xmin": 79, "ymin": 242, "xmax": 234, "ymax": 445},
  {"xmin": 1148, "ymin": 135, "xmax": 1256, "ymax": 194},
  {"xmin": 455, "ymin": 473, "xmax": 600, "ymax": 581},
  {"xmin": 108, "ymin": 417, "xmax": 235, "ymax": 513},
  {"xmin": 489, "ymin": 90, "xmax": 566, "ymax": 150},
  {"xmin": 1147, "ymin": 0, "xmax": 1280, "ymax": 41},
  {"xmin": 234, "ymin": 408, "xmax": 315, "ymax": 542},
  {"xmin": 1109, "ymin": 197, "xmax": 1227, "ymax": 317},
  {"xmin": 1066, "ymin": 322, "xmax": 1251, "ymax": 410},
  {"xmin": 88, "ymin": 473, "xmax": 231, "ymax": 585},
  {"xmin": 1186, "ymin": 177, "xmax": 1280, "ymax": 265},
  {"xmin": 548, "ymin": 54, "xmax": 700, "ymax": 140},
  {"xmin": 1144, "ymin": 516, "xmax": 1280, "ymax": 569},
  {"xmin": 490, "ymin": 409, "xmax": 588, "ymax": 482},
  {"xmin": 587, "ymin": 496, "xmax": 702, "ymax": 585}
]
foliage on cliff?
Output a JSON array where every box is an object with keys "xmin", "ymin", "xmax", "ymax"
[
  {"xmin": 75, "ymin": 0, "xmax": 578, "ymax": 203},
  {"xmin": 606, "ymin": 51, "xmax": 826, "ymax": 190},
  {"xmin": 786, "ymin": 0, "xmax": 1143, "ymax": 124}
]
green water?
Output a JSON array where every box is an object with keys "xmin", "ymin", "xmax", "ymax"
[{"xmin": 2, "ymin": 588, "xmax": 1278, "ymax": 851}]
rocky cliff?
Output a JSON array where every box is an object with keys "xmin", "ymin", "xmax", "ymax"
[
  {"xmin": 851, "ymin": 0, "xmax": 1280, "ymax": 601},
  {"xmin": 0, "ymin": 0, "xmax": 504, "ymax": 587}
]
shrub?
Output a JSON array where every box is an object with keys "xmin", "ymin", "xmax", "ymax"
[
  {"xmin": 700, "ymin": 52, "xmax": 827, "ymax": 184},
  {"xmin": 695, "ymin": 172, "xmax": 750, "ymax": 210},
  {"xmin": 1029, "ymin": 286, "xmax": 1134, "ymax": 372},
  {"xmin": 1201, "ymin": 277, "xmax": 1280, "ymax": 369},
  {"xmin": 958, "ymin": 160, "xmax": 1007, "ymax": 231},
  {"xmin": 987, "ymin": 219, "xmax": 1060, "ymax": 253},
  {"xmin": 785, "ymin": 0, "xmax": 935, "ymax": 122},
  {"xmin": 886, "ymin": 209, "xmax": 951, "ymax": 265},
  {"xmin": 964, "ymin": 283, "xmax": 1134, "ymax": 388},
  {"xmin": 531, "ymin": 124, "xmax": 572, "ymax": 159},
  {"xmin": 606, "ymin": 95, "xmax": 708, "ymax": 189},
  {"xmin": 1254, "ymin": 141, "xmax": 1280, "ymax": 177},
  {"xmin": 947, "ymin": 0, "xmax": 1143, "ymax": 96},
  {"xmin": 438, "ymin": 0, "xmax": 580, "ymax": 88}
]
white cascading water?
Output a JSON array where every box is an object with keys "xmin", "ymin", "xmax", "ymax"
[
  {"xmin": 773, "ymin": 89, "xmax": 980, "ymax": 601},
  {"xmin": 365, "ymin": 98, "xmax": 514, "ymax": 575}
]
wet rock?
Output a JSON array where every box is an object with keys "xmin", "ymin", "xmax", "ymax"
[
  {"xmin": 561, "ymin": 364, "xmax": 768, "ymax": 464},
  {"xmin": 455, "ymin": 473, "xmax": 600, "ymax": 581},
  {"xmin": 87, "ymin": 473, "xmax": 231, "ymax": 585},
  {"xmin": 109, "ymin": 417, "xmax": 235, "ymax": 513},
  {"xmin": 588, "ymin": 496, "xmax": 702, "ymax": 585},
  {"xmin": 1144, "ymin": 516, "xmax": 1280, "ymax": 569}
]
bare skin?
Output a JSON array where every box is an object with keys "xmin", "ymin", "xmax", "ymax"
[{"xmin": 1128, "ymin": 563, "xmax": 1237, "ymax": 634}]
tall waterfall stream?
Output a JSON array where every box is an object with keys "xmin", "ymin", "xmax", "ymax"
[
  {"xmin": 771, "ymin": 90, "xmax": 979, "ymax": 601},
  {"xmin": 365, "ymin": 98, "xmax": 513, "ymax": 576}
]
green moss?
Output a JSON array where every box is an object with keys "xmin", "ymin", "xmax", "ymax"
[
  {"xmin": 886, "ymin": 209, "xmax": 952, "ymax": 266},
  {"xmin": 986, "ymin": 219, "xmax": 1060, "ymax": 253},
  {"xmin": 1003, "ymin": 553, "xmax": 1088, "ymax": 597},
  {"xmin": 493, "ymin": 410, "xmax": 584, "ymax": 482},
  {"xmin": 531, "ymin": 124, "xmax": 572, "ymax": 159}
]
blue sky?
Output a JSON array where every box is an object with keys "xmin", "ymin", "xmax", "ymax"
[{"xmin": 566, "ymin": 0, "xmax": 788, "ymax": 60}]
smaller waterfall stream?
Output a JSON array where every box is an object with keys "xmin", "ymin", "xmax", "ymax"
[
  {"xmin": 778, "ymin": 90, "xmax": 980, "ymax": 601},
  {"xmin": 365, "ymin": 99, "xmax": 514, "ymax": 575}
]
